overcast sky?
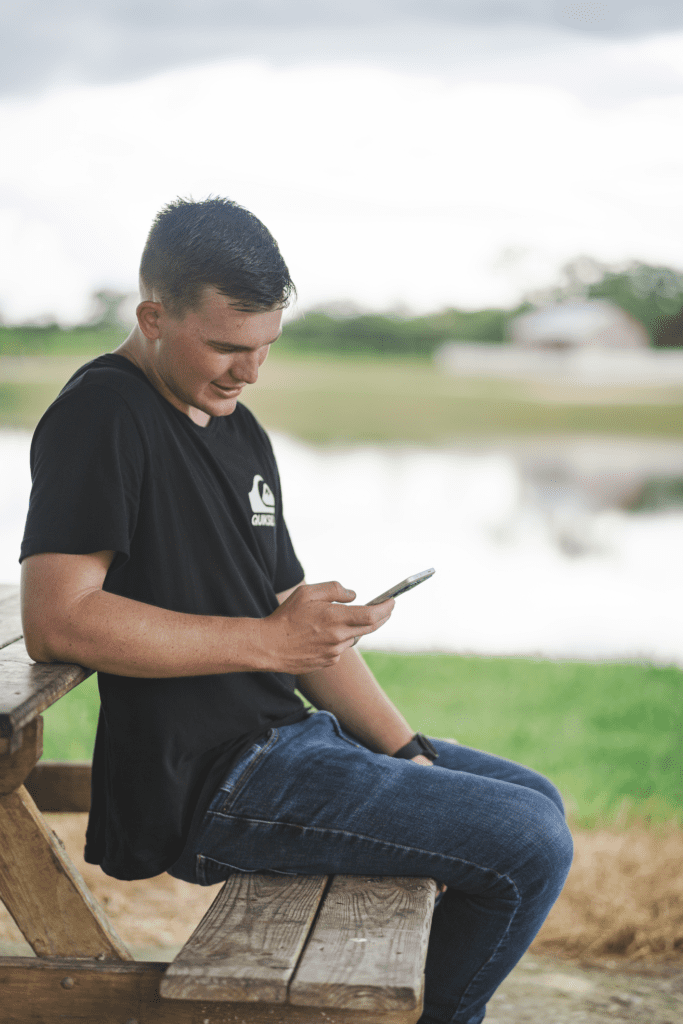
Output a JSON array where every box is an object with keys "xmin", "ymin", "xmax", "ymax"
[
  {"xmin": 3, "ymin": 1, "xmax": 683, "ymax": 322},
  {"xmin": 6, "ymin": 2, "xmax": 683, "ymax": 99}
]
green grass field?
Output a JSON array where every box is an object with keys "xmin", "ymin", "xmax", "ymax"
[
  {"xmin": 42, "ymin": 654, "xmax": 682, "ymax": 829},
  {"xmin": 3, "ymin": 342, "xmax": 683, "ymax": 439}
]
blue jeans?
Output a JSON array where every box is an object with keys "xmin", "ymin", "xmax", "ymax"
[{"xmin": 177, "ymin": 711, "xmax": 573, "ymax": 1024}]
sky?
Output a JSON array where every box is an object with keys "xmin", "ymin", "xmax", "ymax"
[{"xmin": 3, "ymin": 2, "xmax": 683, "ymax": 323}]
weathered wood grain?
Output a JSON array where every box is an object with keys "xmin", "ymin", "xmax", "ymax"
[
  {"xmin": 0, "ymin": 641, "xmax": 89, "ymax": 739},
  {"xmin": 0, "ymin": 588, "xmax": 22, "ymax": 651},
  {"xmin": 161, "ymin": 872, "xmax": 329, "ymax": 1004},
  {"xmin": 0, "ymin": 785, "xmax": 131, "ymax": 960},
  {"xmin": 25, "ymin": 759, "xmax": 92, "ymax": 812},
  {"xmin": 0, "ymin": 957, "xmax": 421, "ymax": 1024},
  {"xmin": 290, "ymin": 875, "xmax": 436, "ymax": 1012},
  {"xmin": 0, "ymin": 718, "xmax": 43, "ymax": 795}
]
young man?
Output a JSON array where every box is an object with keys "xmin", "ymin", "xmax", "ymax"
[{"xmin": 20, "ymin": 197, "xmax": 572, "ymax": 1024}]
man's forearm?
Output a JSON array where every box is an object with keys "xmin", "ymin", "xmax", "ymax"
[
  {"xmin": 22, "ymin": 553, "xmax": 394, "ymax": 678},
  {"xmin": 297, "ymin": 647, "xmax": 415, "ymax": 755},
  {"xmin": 25, "ymin": 586, "xmax": 269, "ymax": 677}
]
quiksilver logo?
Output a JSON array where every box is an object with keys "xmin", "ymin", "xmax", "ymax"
[{"xmin": 248, "ymin": 475, "xmax": 275, "ymax": 527}]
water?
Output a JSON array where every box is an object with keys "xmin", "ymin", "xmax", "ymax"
[{"xmin": 4, "ymin": 428, "xmax": 683, "ymax": 663}]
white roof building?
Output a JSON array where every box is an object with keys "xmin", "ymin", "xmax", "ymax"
[{"xmin": 509, "ymin": 299, "xmax": 650, "ymax": 350}]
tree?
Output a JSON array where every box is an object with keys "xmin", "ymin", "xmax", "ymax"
[{"xmin": 530, "ymin": 258, "xmax": 683, "ymax": 347}]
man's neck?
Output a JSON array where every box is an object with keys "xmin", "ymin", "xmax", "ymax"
[{"xmin": 112, "ymin": 330, "xmax": 211, "ymax": 427}]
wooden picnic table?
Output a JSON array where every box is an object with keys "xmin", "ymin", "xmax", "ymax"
[{"xmin": 0, "ymin": 584, "xmax": 436, "ymax": 1024}]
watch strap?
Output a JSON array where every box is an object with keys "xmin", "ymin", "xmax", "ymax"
[{"xmin": 392, "ymin": 733, "xmax": 439, "ymax": 761}]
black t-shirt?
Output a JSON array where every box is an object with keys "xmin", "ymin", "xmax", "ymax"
[{"xmin": 20, "ymin": 354, "xmax": 307, "ymax": 880}]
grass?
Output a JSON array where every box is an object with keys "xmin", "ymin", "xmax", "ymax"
[
  {"xmin": 244, "ymin": 351, "xmax": 683, "ymax": 443},
  {"xmin": 42, "ymin": 654, "xmax": 682, "ymax": 829},
  {"xmin": 4, "ymin": 344, "xmax": 683, "ymax": 439},
  {"xmin": 0, "ymin": 326, "xmax": 123, "ymax": 358},
  {"xmin": 42, "ymin": 673, "xmax": 100, "ymax": 761}
]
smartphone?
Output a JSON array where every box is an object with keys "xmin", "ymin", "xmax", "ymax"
[{"xmin": 367, "ymin": 568, "xmax": 435, "ymax": 606}]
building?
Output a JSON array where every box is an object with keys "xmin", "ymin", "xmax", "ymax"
[
  {"xmin": 508, "ymin": 299, "xmax": 650, "ymax": 351},
  {"xmin": 435, "ymin": 300, "xmax": 683, "ymax": 386}
]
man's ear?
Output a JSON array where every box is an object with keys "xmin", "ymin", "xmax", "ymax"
[{"xmin": 136, "ymin": 300, "xmax": 163, "ymax": 340}]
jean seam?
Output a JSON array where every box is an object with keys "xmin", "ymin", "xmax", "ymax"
[
  {"xmin": 214, "ymin": 729, "xmax": 280, "ymax": 814},
  {"xmin": 198, "ymin": 852, "xmax": 300, "ymax": 878},
  {"xmin": 451, "ymin": 899, "xmax": 520, "ymax": 1021},
  {"xmin": 211, "ymin": 812, "xmax": 522, "ymax": 895}
]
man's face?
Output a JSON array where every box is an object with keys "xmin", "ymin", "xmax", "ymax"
[{"xmin": 145, "ymin": 287, "xmax": 283, "ymax": 425}]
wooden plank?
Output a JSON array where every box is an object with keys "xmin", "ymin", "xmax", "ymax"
[
  {"xmin": 0, "ymin": 718, "xmax": 43, "ymax": 795},
  {"xmin": 290, "ymin": 876, "xmax": 436, "ymax": 1013},
  {"xmin": 25, "ymin": 759, "xmax": 92, "ymax": 812},
  {"xmin": 0, "ymin": 639, "xmax": 32, "ymax": 662},
  {"xmin": 0, "ymin": 642, "xmax": 89, "ymax": 739},
  {"xmin": 0, "ymin": 784, "xmax": 132, "ymax": 960},
  {"xmin": 0, "ymin": 730, "xmax": 23, "ymax": 756},
  {"xmin": 0, "ymin": 588, "xmax": 22, "ymax": 651},
  {"xmin": 0, "ymin": 957, "xmax": 421, "ymax": 1024},
  {"xmin": 161, "ymin": 872, "xmax": 329, "ymax": 1004}
]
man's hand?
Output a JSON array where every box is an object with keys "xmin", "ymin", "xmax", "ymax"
[{"xmin": 262, "ymin": 581, "xmax": 394, "ymax": 674}]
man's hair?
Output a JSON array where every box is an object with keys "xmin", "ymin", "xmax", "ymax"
[{"xmin": 139, "ymin": 196, "xmax": 295, "ymax": 315}]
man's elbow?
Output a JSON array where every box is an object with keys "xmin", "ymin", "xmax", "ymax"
[
  {"xmin": 20, "ymin": 551, "xmax": 110, "ymax": 666},
  {"xmin": 21, "ymin": 590, "xmax": 84, "ymax": 665},
  {"xmin": 22, "ymin": 616, "xmax": 68, "ymax": 664}
]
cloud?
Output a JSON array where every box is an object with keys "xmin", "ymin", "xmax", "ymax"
[
  {"xmin": 5, "ymin": 1, "xmax": 683, "ymax": 95},
  {"xmin": 4, "ymin": 59, "xmax": 683, "ymax": 321}
]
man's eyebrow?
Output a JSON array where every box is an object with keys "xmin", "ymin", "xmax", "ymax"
[{"xmin": 209, "ymin": 332, "xmax": 282, "ymax": 350}]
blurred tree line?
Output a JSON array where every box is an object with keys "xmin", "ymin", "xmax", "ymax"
[
  {"xmin": 0, "ymin": 290, "xmax": 129, "ymax": 356},
  {"xmin": 280, "ymin": 306, "xmax": 510, "ymax": 357},
  {"xmin": 281, "ymin": 257, "xmax": 683, "ymax": 355},
  {"xmin": 2, "ymin": 262, "xmax": 683, "ymax": 357}
]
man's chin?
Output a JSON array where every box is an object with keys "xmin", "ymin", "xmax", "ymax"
[{"xmin": 205, "ymin": 395, "xmax": 240, "ymax": 417}]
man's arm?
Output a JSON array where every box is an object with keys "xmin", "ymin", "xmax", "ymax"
[
  {"xmin": 276, "ymin": 582, "xmax": 433, "ymax": 766},
  {"xmin": 21, "ymin": 552, "xmax": 393, "ymax": 677}
]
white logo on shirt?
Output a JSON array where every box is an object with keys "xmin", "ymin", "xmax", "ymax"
[{"xmin": 248, "ymin": 475, "xmax": 276, "ymax": 527}]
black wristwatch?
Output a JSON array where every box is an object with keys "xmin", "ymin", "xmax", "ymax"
[{"xmin": 392, "ymin": 733, "xmax": 439, "ymax": 761}]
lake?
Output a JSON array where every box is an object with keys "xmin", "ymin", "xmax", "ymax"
[{"xmin": 4, "ymin": 428, "xmax": 683, "ymax": 663}]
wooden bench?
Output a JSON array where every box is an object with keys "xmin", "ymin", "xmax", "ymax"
[{"xmin": 0, "ymin": 584, "xmax": 436, "ymax": 1023}]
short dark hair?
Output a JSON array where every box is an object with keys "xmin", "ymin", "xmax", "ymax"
[{"xmin": 139, "ymin": 196, "xmax": 295, "ymax": 315}]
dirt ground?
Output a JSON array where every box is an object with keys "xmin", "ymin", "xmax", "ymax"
[
  {"xmin": 488, "ymin": 954, "xmax": 683, "ymax": 1023},
  {"xmin": 2, "ymin": 814, "xmax": 682, "ymax": 1022}
]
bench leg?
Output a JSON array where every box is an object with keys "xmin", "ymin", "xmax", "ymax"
[{"xmin": 0, "ymin": 785, "xmax": 132, "ymax": 960}]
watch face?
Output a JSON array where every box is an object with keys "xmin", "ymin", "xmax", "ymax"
[
  {"xmin": 416, "ymin": 733, "xmax": 439, "ymax": 760},
  {"xmin": 393, "ymin": 734, "xmax": 438, "ymax": 759}
]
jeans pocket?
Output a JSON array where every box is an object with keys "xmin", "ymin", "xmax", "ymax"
[
  {"xmin": 320, "ymin": 709, "xmax": 363, "ymax": 749},
  {"xmin": 211, "ymin": 728, "xmax": 279, "ymax": 815}
]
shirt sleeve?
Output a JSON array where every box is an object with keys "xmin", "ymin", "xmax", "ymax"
[{"xmin": 20, "ymin": 383, "xmax": 145, "ymax": 571}]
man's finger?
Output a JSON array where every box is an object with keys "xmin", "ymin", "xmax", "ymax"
[
  {"xmin": 336, "ymin": 600, "xmax": 395, "ymax": 629},
  {"xmin": 344, "ymin": 611, "xmax": 393, "ymax": 643},
  {"xmin": 305, "ymin": 580, "xmax": 356, "ymax": 603}
]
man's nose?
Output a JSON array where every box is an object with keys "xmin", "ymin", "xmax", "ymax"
[{"xmin": 232, "ymin": 352, "xmax": 260, "ymax": 384}]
